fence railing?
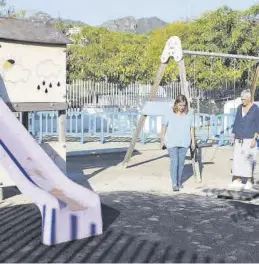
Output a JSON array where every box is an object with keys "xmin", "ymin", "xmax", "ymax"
[
  {"xmin": 66, "ymin": 79, "xmax": 245, "ymax": 111},
  {"xmin": 66, "ymin": 80, "xmax": 199, "ymax": 109},
  {"xmin": 18, "ymin": 110, "xmax": 236, "ymax": 145}
]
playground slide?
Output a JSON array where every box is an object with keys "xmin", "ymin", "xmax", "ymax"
[{"xmin": 0, "ymin": 98, "xmax": 103, "ymax": 245}]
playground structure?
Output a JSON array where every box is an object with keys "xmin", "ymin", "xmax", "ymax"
[
  {"xmin": 0, "ymin": 18, "xmax": 103, "ymax": 245},
  {"xmin": 122, "ymin": 36, "xmax": 259, "ymax": 172},
  {"xmin": 0, "ymin": 17, "xmax": 258, "ymax": 244}
]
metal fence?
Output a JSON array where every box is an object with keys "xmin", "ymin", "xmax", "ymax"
[
  {"xmin": 66, "ymin": 80, "xmax": 195, "ymax": 109},
  {"xmin": 17, "ymin": 110, "xmax": 235, "ymax": 145},
  {"xmin": 66, "ymin": 80, "xmax": 245, "ymax": 114}
]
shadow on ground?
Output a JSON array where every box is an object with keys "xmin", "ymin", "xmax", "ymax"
[
  {"xmin": 0, "ymin": 186, "xmax": 21, "ymax": 200},
  {"xmin": 202, "ymin": 186, "xmax": 259, "ymax": 202},
  {"xmin": 1, "ymin": 192, "xmax": 259, "ymax": 262},
  {"xmin": 67, "ymin": 151, "xmax": 195, "ymax": 187},
  {"xmin": 67, "ymin": 151, "xmax": 142, "ymax": 181},
  {"xmin": 45, "ymin": 136, "xmax": 160, "ymax": 144}
]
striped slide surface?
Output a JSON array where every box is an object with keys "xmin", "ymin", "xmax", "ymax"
[{"xmin": 0, "ymin": 98, "xmax": 103, "ymax": 245}]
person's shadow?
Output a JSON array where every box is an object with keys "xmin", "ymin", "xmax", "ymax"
[{"xmin": 181, "ymin": 163, "xmax": 196, "ymax": 184}]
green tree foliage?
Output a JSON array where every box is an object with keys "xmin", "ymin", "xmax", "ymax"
[
  {"xmin": 65, "ymin": 26, "xmax": 150, "ymax": 84},
  {"xmin": 0, "ymin": 0, "xmax": 26, "ymax": 18},
  {"xmin": 61, "ymin": 5, "xmax": 259, "ymax": 88},
  {"xmin": 32, "ymin": 4, "xmax": 259, "ymax": 88},
  {"xmin": 186, "ymin": 6, "xmax": 259, "ymax": 88},
  {"xmin": 0, "ymin": 0, "xmax": 5, "ymax": 7},
  {"xmin": 2, "ymin": 1, "xmax": 259, "ymax": 89},
  {"xmin": 0, "ymin": 0, "xmax": 6, "ymax": 15}
]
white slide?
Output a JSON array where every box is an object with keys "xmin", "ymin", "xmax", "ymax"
[{"xmin": 0, "ymin": 98, "xmax": 103, "ymax": 245}]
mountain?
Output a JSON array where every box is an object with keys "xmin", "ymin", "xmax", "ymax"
[
  {"xmin": 22, "ymin": 11, "xmax": 167, "ymax": 34},
  {"xmin": 135, "ymin": 17, "xmax": 168, "ymax": 34},
  {"xmin": 101, "ymin": 16, "xmax": 168, "ymax": 34},
  {"xmin": 27, "ymin": 11, "xmax": 87, "ymax": 25}
]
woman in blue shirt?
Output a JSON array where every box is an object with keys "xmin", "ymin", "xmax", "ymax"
[{"xmin": 161, "ymin": 94, "xmax": 195, "ymax": 191}]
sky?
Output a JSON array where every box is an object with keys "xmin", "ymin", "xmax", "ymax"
[{"xmin": 4, "ymin": 0, "xmax": 259, "ymax": 25}]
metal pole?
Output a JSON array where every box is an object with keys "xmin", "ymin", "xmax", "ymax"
[
  {"xmin": 183, "ymin": 50, "xmax": 259, "ymax": 61},
  {"xmin": 250, "ymin": 63, "xmax": 259, "ymax": 102}
]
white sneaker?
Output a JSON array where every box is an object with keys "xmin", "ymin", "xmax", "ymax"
[
  {"xmin": 244, "ymin": 181, "xmax": 253, "ymax": 190},
  {"xmin": 229, "ymin": 180, "xmax": 244, "ymax": 190}
]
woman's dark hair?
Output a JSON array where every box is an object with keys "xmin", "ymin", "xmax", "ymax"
[{"xmin": 173, "ymin": 94, "xmax": 188, "ymax": 113}]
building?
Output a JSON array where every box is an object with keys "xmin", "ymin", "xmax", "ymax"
[{"xmin": 0, "ymin": 17, "xmax": 73, "ymax": 112}]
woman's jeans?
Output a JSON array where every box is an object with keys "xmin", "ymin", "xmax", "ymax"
[{"xmin": 168, "ymin": 147, "xmax": 188, "ymax": 186}]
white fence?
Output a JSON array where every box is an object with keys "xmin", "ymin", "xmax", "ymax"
[
  {"xmin": 66, "ymin": 79, "xmax": 245, "ymax": 112},
  {"xmin": 66, "ymin": 80, "xmax": 198, "ymax": 109}
]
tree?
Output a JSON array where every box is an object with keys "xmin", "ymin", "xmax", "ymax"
[
  {"xmin": 63, "ymin": 4, "xmax": 259, "ymax": 88},
  {"xmin": 0, "ymin": 0, "xmax": 6, "ymax": 16},
  {"xmin": 0, "ymin": 0, "xmax": 26, "ymax": 18}
]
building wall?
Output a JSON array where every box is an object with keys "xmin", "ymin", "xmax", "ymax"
[{"xmin": 0, "ymin": 41, "xmax": 67, "ymax": 103}]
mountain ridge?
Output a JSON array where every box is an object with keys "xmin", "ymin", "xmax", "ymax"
[
  {"xmin": 101, "ymin": 16, "xmax": 168, "ymax": 34},
  {"xmin": 22, "ymin": 11, "xmax": 168, "ymax": 34}
]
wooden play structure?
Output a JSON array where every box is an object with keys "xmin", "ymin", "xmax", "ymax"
[{"xmin": 0, "ymin": 18, "xmax": 103, "ymax": 245}]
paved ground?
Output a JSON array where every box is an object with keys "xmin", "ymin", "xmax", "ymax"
[
  {"xmin": 1, "ymin": 192, "xmax": 259, "ymax": 262},
  {"xmin": 2, "ymin": 143, "xmax": 259, "ymax": 262}
]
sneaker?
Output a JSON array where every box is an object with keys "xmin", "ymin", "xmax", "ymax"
[
  {"xmin": 229, "ymin": 179, "xmax": 244, "ymax": 190},
  {"xmin": 244, "ymin": 181, "xmax": 253, "ymax": 190},
  {"xmin": 178, "ymin": 184, "xmax": 184, "ymax": 189},
  {"xmin": 173, "ymin": 185, "xmax": 179, "ymax": 192}
]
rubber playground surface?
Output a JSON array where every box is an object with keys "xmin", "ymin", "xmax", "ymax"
[{"xmin": 1, "ymin": 146, "xmax": 259, "ymax": 263}]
